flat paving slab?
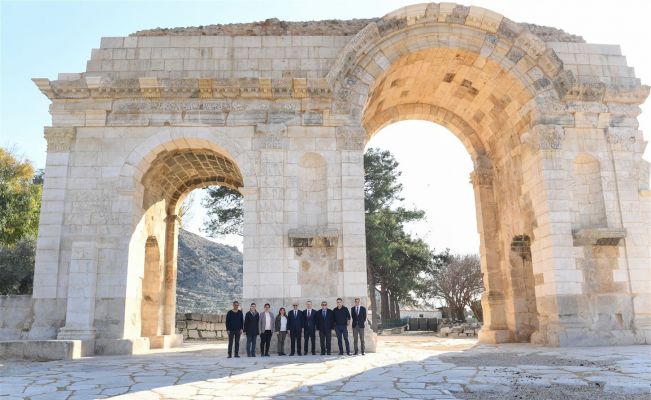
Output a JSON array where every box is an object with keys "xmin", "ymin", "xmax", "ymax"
[{"xmin": 0, "ymin": 333, "xmax": 649, "ymax": 399}]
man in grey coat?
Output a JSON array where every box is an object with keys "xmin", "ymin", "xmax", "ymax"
[{"xmin": 258, "ymin": 303, "xmax": 275, "ymax": 357}]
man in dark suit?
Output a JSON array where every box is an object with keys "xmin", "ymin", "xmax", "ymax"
[
  {"xmin": 243, "ymin": 303, "xmax": 260, "ymax": 357},
  {"xmin": 287, "ymin": 302, "xmax": 304, "ymax": 356},
  {"xmin": 225, "ymin": 300, "xmax": 244, "ymax": 358},
  {"xmin": 316, "ymin": 300, "xmax": 335, "ymax": 355},
  {"xmin": 351, "ymin": 297, "xmax": 367, "ymax": 355},
  {"xmin": 303, "ymin": 300, "xmax": 317, "ymax": 355}
]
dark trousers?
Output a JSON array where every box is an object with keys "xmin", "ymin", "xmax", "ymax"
[
  {"xmin": 228, "ymin": 331, "xmax": 241, "ymax": 356},
  {"xmin": 260, "ymin": 330, "xmax": 272, "ymax": 355},
  {"xmin": 277, "ymin": 331, "xmax": 287, "ymax": 354},
  {"xmin": 353, "ymin": 327, "xmax": 365, "ymax": 354},
  {"xmin": 289, "ymin": 330, "xmax": 302, "ymax": 355},
  {"xmin": 319, "ymin": 329, "xmax": 332, "ymax": 354},
  {"xmin": 246, "ymin": 334, "xmax": 257, "ymax": 356},
  {"xmin": 335, "ymin": 325, "xmax": 350, "ymax": 354},
  {"xmin": 304, "ymin": 330, "xmax": 316, "ymax": 354}
]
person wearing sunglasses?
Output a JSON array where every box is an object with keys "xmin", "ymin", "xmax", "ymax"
[
  {"xmin": 316, "ymin": 301, "xmax": 335, "ymax": 355},
  {"xmin": 287, "ymin": 302, "xmax": 304, "ymax": 356}
]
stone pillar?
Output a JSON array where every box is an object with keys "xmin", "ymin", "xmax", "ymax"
[
  {"xmin": 29, "ymin": 127, "xmax": 76, "ymax": 339},
  {"xmin": 240, "ymin": 186, "xmax": 260, "ymax": 301},
  {"xmin": 340, "ymin": 146, "xmax": 368, "ymax": 299},
  {"xmin": 524, "ymin": 125, "xmax": 587, "ymax": 346},
  {"xmin": 162, "ymin": 214, "xmax": 180, "ymax": 336},
  {"xmin": 603, "ymin": 127, "xmax": 650, "ymax": 344},
  {"xmin": 57, "ymin": 240, "xmax": 98, "ymax": 349},
  {"xmin": 471, "ymin": 166, "xmax": 514, "ymax": 343}
]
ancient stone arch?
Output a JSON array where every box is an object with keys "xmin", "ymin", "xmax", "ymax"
[{"xmin": 19, "ymin": 3, "xmax": 650, "ymax": 355}]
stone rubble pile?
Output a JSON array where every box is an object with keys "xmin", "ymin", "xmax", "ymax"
[{"xmin": 438, "ymin": 322, "xmax": 481, "ymax": 337}]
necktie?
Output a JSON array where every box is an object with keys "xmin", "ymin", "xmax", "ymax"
[
  {"xmin": 294, "ymin": 310, "xmax": 297, "ymax": 318},
  {"xmin": 323, "ymin": 310, "xmax": 326, "ymax": 318}
]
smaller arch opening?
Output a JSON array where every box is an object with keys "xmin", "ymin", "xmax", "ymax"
[{"xmin": 141, "ymin": 148, "xmax": 244, "ymax": 214}]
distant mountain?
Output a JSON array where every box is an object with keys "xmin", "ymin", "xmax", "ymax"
[{"xmin": 176, "ymin": 229, "xmax": 243, "ymax": 313}]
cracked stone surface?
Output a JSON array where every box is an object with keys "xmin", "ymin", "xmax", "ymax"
[{"xmin": 1, "ymin": 334, "xmax": 649, "ymax": 399}]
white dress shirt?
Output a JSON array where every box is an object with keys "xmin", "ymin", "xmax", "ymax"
[{"xmin": 264, "ymin": 312, "xmax": 273, "ymax": 330}]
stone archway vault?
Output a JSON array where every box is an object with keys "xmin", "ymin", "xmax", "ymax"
[{"xmin": 17, "ymin": 2, "xmax": 649, "ymax": 356}]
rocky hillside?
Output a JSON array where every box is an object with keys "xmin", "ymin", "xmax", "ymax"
[{"xmin": 176, "ymin": 229, "xmax": 242, "ymax": 313}]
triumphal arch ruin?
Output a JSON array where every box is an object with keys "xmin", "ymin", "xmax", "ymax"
[{"xmin": 16, "ymin": 3, "xmax": 651, "ymax": 355}]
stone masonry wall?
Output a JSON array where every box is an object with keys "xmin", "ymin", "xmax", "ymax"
[
  {"xmin": 0, "ymin": 295, "xmax": 33, "ymax": 340},
  {"xmin": 175, "ymin": 313, "xmax": 227, "ymax": 340}
]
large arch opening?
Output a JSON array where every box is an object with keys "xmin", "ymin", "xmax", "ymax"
[
  {"xmin": 132, "ymin": 144, "xmax": 245, "ymax": 348},
  {"xmin": 364, "ymin": 120, "xmax": 478, "ymax": 326},
  {"xmin": 359, "ymin": 44, "xmax": 543, "ymax": 343}
]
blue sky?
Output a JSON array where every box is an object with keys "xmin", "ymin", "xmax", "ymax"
[{"xmin": 2, "ymin": 0, "xmax": 650, "ymax": 253}]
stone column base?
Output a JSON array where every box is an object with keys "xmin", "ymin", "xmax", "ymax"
[
  {"xmin": 531, "ymin": 325, "xmax": 637, "ymax": 346},
  {"xmin": 0, "ymin": 340, "xmax": 87, "ymax": 361},
  {"xmin": 57, "ymin": 327, "xmax": 96, "ymax": 341},
  {"xmin": 56, "ymin": 327, "xmax": 95, "ymax": 356},
  {"xmin": 95, "ymin": 337, "xmax": 151, "ymax": 355},
  {"xmin": 634, "ymin": 328, "xmax": 651, "ymax": 345},
  {"xmin": 148, "ymin": 334, "xmax": 184, "ymax": 349},
  {"xmin": 478, "ymin": 328, "xmax": 515, "ymax": 344}
]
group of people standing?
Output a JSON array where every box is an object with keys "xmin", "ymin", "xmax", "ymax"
[{"xmin": 225, "ymin": 298, "xmax": 367, "ymax": 358}]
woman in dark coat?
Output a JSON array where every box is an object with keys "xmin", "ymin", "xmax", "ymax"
[{"xmin": 275, "ymin": 307, "xmax": 288, "ymax": 355}]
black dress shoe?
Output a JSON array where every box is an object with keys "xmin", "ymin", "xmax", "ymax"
[
  {"xmin": 298, "ymin": 353, "xmax": 302, "ymax": 356},
  {"xmin": 234, "ymin": 355, "xmax": 240, "ymax": 358},
  {"xmin": 354, "ymin": 352, "xmax": 358, "ymax": 355},
  {"xmin": 320, "ymin": 352, "xmax": 325, "ymax": 355},
  {"xmin": 361, "ymin": 352, "xmax": 365, "ymax": 355},
  {"xmin": 228, "ymin": 355, "xmax": 232, "ymax": 358},
  {"xmin": 326, "ymin": 352, "xmax": 331, "ymax": 355},
  {"xmin": 347, "ymin": 353, "xmax": 351, "ymax": 356},
  {"xmin": 289, "ymin": 353, "xmax": 295, "ymax": 356},
  {"xmin": 312, "ymin": 352, "xmax": 316, "ymax": 355},
  {"xmin": 338, "ymin": 352, "xmax": 343, "ymax": 355}
]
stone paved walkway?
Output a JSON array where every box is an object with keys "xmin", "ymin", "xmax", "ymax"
[{"xmin": 1, "ymin": 334, "xmax": 649, "ymax": 399}]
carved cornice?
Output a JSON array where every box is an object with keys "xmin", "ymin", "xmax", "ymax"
[
  {"xmin": 605, "ymin": 127, "xmax": 638, "ymax": 152},
  {"xmin": 572, "ymin": 228, "xmax": 626, "ymax": 246},
  {"xmin": 521, "ymin": 124, "xmax": 565, "ymax": 151},
  {"xmin": 43, "ymin": 127, "xmax": 76, "ymax": 152},
  {"xmin": 469, "ymin": 167, "xmax": 494, "ymax": 187},
  {"xmin": 33, "ymin": 77, "xmax": 333, "ymax": 101},
  {"xmin": 562, "ymin": 82, "xmax": 650, "ymax": 104},
  {"xmin": 288, "ymin": 227, "xmax": 339, "ymax": 248}
]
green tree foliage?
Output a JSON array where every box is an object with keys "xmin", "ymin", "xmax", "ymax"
[
  {"xmin": 0, "ymin": 237, "xmax": 35, "ymax": 294},
  {"xmin": 364, "ymin": 148, "xmax": 439, "ymax": 326},
  {"xmin": 202, "ymin": 186, "xmax": 243, "ymax": 237},
  {"xmin": 0, "ymin": 148, "xmax": 42, "ymax": 246},
  {"xmin": 0, "ymin": 147, "xmax": 43, "ymax": 294},
  {"xmin": 364, "ymin": 148, "xmax": 404, "ymax": 213}
]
